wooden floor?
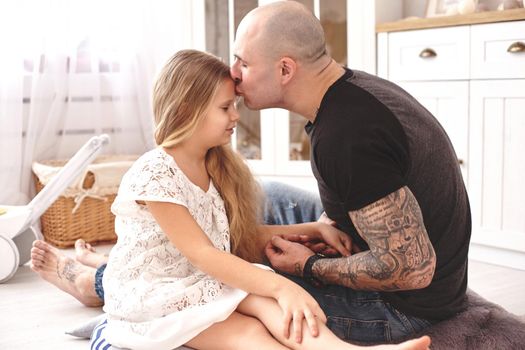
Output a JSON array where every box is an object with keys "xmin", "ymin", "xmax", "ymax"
[
  {"xmin": 0, "ymin": 244, "xmax": 524, "ymax": 349},
  {"xmin": 468, "ymin": 259, "xmax": 525, "ymax": 315}
]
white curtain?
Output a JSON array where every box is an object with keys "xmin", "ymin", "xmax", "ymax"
[{"xmin": 0, "ymin": 0, "xmax": 205, "ymax": 205}]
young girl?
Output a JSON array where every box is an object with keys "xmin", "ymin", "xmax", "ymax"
[{"xmin": 101, "ymin": 49, "xmax": 431, "ymax": 350}]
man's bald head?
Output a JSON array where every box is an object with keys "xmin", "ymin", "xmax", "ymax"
[{"xmin": 240, "ymin": 1, "xmax": 327, "ymax": 64}]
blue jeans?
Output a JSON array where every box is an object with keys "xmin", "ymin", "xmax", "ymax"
[
  {"xmin": 261, "ymin": 181, "xmax": 432, "ymax": 344},
  {"xmin": 261, "ymin": 181, "xmax": 324, "ymax": 226},
  {"xmin": 94, "ymin": 263, "xmax": 106, "ymax": 301}
]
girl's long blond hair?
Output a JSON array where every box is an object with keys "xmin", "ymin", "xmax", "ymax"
[{"xmin": 152, "ymin": 50, "xmax": 263, "ymax": 262}]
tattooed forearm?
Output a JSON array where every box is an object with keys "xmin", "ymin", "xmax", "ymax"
[
  {"xmin": 313, "ymin": 251, "xmax": 401, "ymax": 291},
  {"xmin": 312, "ymin": 186, "xmax": 436, "ymax": 291}
]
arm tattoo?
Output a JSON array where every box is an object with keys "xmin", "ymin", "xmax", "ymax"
[{"xmin": 313, "ymin": 186, "xmax": 436, "ymax": 291}]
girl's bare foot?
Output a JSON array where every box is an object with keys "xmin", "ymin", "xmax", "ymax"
[
  {"xmin": 74, "ymin": 239, "xmax": 108, "ymax": 268},
  {"xmin": 30, "ymin": 240, "xmax": 103, "ymax": 307}
]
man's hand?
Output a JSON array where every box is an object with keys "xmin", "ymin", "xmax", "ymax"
[
  {"xmin": 284, "ymin": 223, "xmax": 357, "ymax": 257},
  {"xmin": 265, "ymin": 236, "xmax": 315, "ymax": 276},
  {"xmin": 311, "ymin": 223, "xmax": 352, "ymax": 257},
  {"xmin": 296, "ymin": 237, "xmax": 337, "ymax": 256}
]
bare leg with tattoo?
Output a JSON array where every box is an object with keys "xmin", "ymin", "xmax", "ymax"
[{"xmin": 30, "ymin": 240, "xmax": 103, "ymax": 307}]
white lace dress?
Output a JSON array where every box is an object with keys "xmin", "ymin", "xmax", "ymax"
[{"xmin": 102, "ymin": 148, "xmax": 254, "ymax": 350}]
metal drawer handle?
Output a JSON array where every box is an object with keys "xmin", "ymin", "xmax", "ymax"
[
  {"xmin": 419, "ymin": 48, "xmax": 437, "ymax": 58},
  {"xmin": 458, "ymin": 159, "xmax": 464, "ymax": 165},
  {"xmin": 507, "ymin": 41, "xmax": 525, "ymax": 53}
]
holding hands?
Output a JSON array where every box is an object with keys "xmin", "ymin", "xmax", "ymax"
[
  {"xmin": 315, "ymin": 211, "xmax": 361, "ymax": 255},
  {"xmin": 265, "ymin": 221, "xmax": 352, "ymax": 276},
  {"xmin": 265, "ymin": 236, "xmax": 316, "ymax": 275},
  {"xmin": 264, "ymin": 217, "xmax": 357, "ymax": 343}
]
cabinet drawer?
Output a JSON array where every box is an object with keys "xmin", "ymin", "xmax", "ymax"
[
  {"xmin": 388, "ymin": 26, "xmax": 470, "ymax": 81},
  {"xmin": 471, "ymin": 21, "xmax": 525, "ymax": 79}
]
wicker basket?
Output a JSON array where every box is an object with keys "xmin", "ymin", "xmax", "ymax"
[{"xmin": 32, "ymin": 155, "xmax": 137, "ymax": 248}]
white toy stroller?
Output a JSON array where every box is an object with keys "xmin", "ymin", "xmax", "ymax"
[{"xmin": 0, "ymin": 134, "xmax": 110, "ymax": 283}]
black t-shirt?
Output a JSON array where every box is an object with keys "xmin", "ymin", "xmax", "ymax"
[{"xmin": 305, "ymin": 68, "xmax": 471, "ymax": 321}]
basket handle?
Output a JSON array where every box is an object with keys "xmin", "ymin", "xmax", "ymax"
[{"xmin": 26, "ymin": 134, "xmax": 110, "ymax": 226}]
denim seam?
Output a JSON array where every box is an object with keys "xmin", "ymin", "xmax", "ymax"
[
  {"xmin": 389, "ymin": 303, "xmax": 416, "ymax": 334},
  {"xmin": 328, "ymin": 316, "xmax": 392, "ymax": 342}
]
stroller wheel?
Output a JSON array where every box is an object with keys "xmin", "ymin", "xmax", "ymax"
[{"xmin": 0, "ymin": 235, "xmax": 20, "ymax": 283}]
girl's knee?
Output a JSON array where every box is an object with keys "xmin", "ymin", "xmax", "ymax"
[
  {"xmin": 241, "ymin": 315, "xmax": 271, "ymax": 339},
  {"xmin": 187, "ymin": 312, "xmax": 271, "ymax": 350},
  {"xmin": 218, "ymin": 313, "xmax": 273, "ymax": 349},
  {"xmin": 238, "ymin": 294, "xmax": 273, "ymax": 319}
]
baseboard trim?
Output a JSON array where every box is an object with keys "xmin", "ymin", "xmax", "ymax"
[{"xmin": 469, "ymin": 242, "xmax": 525, "ymax": 271}]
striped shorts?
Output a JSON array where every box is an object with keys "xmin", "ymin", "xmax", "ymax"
[
  {"xmin": 89, "ymin": 318, "xmax": 193, "ymax": 350},
  {"xmin": 89, "ymin": 319, "xmax": 123, "ymax": 350}
]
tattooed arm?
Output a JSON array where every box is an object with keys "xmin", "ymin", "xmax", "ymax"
[{"xmin": 312, "ymin": 186, "xmax": 436, "ymax": 291}]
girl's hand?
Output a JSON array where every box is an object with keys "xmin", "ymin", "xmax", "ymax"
[
  {"xmin": 316, "ymin": 223, "xmax": 353, "ymax": 256},
  {"xmin": 317, "ymin": 214, "xmax": 362, "ymax": 255},
  {"xmin": 285, "ymin": 223, "xmax": 353, "ymax": 257},
  {"xmin": 276, "ymin": 281, "xmax": 327, "ymax": 343}
]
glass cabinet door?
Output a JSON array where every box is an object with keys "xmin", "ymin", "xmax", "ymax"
[
  {"xmin": 277, "ymin": 0, "xmax": 347, "ymax": 175},
  {"xmin": 207, "ymin": 0, "xmax": 274, "ymax": 173},
  {"xmin": 230, "ymin": 1, "xmax": 263, "ymax": 162},
  {"xmin": 206, "ymin": 0, "xmax": 348, "ymax": 176}
]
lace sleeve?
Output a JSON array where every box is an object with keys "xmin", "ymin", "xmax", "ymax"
[{"xmin": 112, "ymin": 151, "xmax": 188, "ymax": 215}]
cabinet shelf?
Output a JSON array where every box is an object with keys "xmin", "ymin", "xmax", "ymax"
[{"xmin": 376, "ymin": 8, "xmax": 525, "ymax": 33}]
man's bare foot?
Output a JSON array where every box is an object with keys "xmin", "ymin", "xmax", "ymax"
[
  {"xmin": 31, "ymin": 240, "xmax": 103, "ymax": 307},
  {"xmin": 368, "ymin": 336, "xmax": 431, "ymax": 350},
  {"xmin": 74, "ymin": 239, "xmax": 109, "ymax": 268}
]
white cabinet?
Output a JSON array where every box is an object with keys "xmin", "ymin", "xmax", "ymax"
[
  {"xmin": 387, "ymin": 26, "xmax": 470, "ymax": 81},
  {"xmin": 470, "ymin": 21, "xmax": 525, "ymax": 79},
  {"xmin": 468, "ymin": 20, "xmax": 525, "ymax": 260},
  {"xmin": 469, "ymin": 80, "xmax": 525, "ymax": 258},
  {"xmin": 378, "ymin": 19, "xmax": 525, "ymax": 270}
]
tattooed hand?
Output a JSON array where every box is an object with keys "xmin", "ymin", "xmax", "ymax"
[{"xmin": 264, "ymin": 236, "xmax": 315, "ymax": 276}]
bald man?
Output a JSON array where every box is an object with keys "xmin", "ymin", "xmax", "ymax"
[{"xmin": 231, "ymin": 1, "xmax": 471, "ymax": 345}]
